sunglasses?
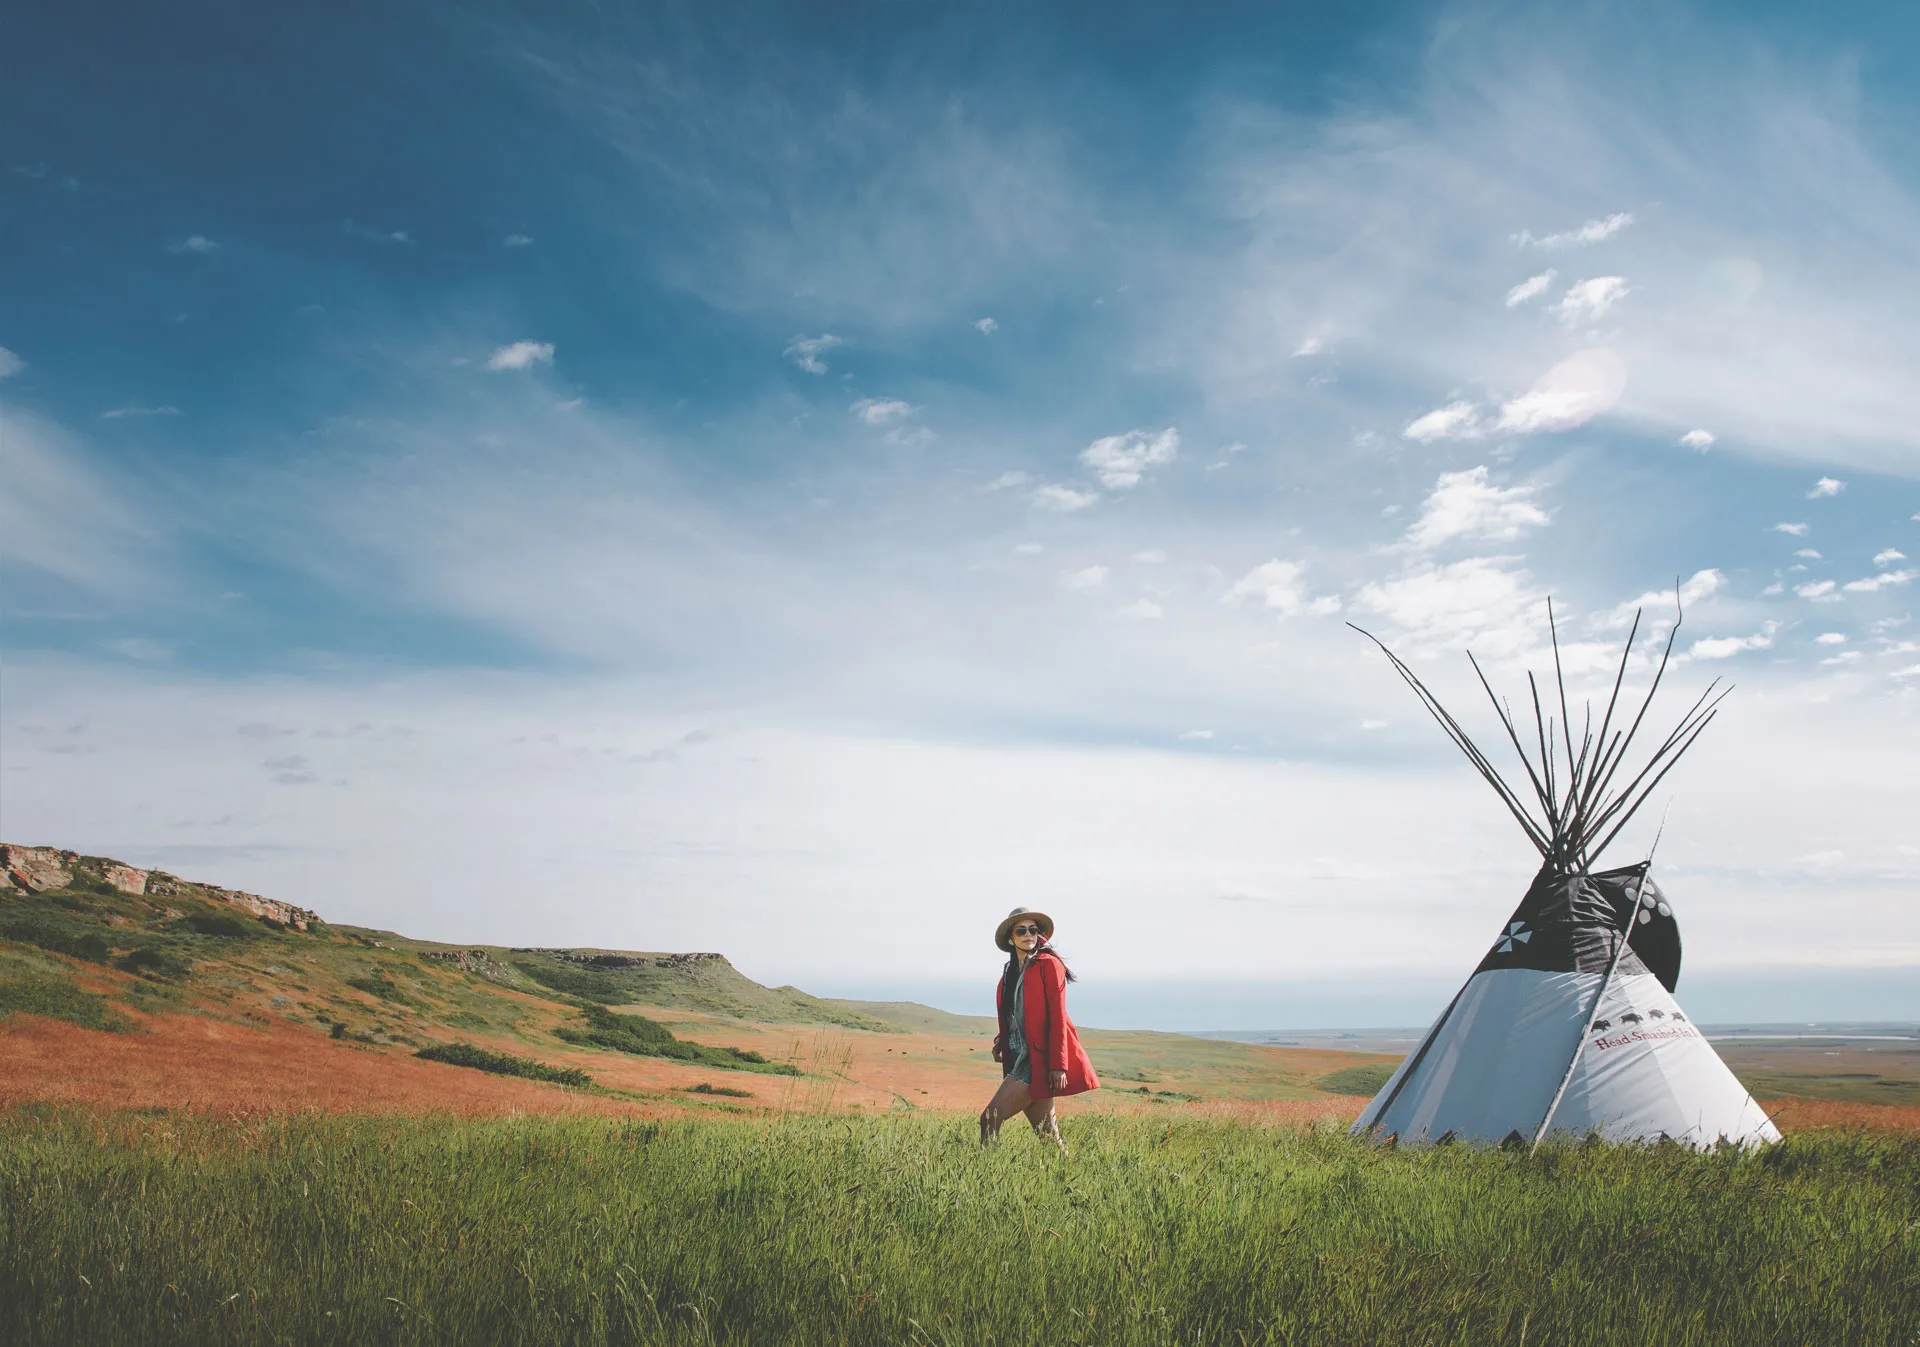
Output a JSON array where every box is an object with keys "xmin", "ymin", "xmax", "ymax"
[{"xmin": 1011, "ymin": 924, "xmax": 1045, "ymax": 936}]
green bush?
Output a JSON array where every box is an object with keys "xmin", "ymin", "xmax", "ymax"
[
  {"xmin": 345, "ymin": 973, "xmax": 416, "ymax": 1006},
  {"xmin": 0, "ymin": 963, "xmax": 126, "ymax": 1032},
  {"xmin": 513, "ymin": 958, "xmax": 624, "ymax": 1003},
  {"xmin": 414, "ymin": 1041, "xmax": 593, "ymax": 1088},
  {"xmin": 0, "ymin": 915, "xmax": 112, "ymax": 965},
  {"xmin": 174, "ymin": 912, "xmax": 263, "ymax": 939},
  {"xmin": 113, "ymin": 947, "xmax": 189, "ymax": 980},
  {"xmin": 554, "ymin": 1004, "xmax": 799, "ymax": 1076}
]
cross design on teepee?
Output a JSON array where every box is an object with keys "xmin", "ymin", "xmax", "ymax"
[{"xmin": 1494, "ymin": 921, "xmax": 1532, "ymax": 954}]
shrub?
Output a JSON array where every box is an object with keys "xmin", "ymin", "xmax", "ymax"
[
  {"xmin": 114, "ymin": 947, "xmax": 189, "ymax": 980},
  {"xmin": 415, "ymin": 1041, "xmax": 592, "ymax": 1089}
]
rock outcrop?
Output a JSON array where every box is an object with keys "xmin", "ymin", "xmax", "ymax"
[{"xmin": 0, "ymin": 843, "xmax": 318, "ymax": 931}]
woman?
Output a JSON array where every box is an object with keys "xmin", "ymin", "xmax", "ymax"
[{"xmin": 981, "ymin": 906, "xmax": 1099, "ymax": 1147}]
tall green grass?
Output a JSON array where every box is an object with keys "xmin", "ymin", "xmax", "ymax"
[{"xmin": 0, "ymin": 1107, "xmax": 1914, "ymax": 1345}]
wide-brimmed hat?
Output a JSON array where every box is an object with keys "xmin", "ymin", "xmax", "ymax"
[{"xmin": 995, "ymin": 906, "xmax": 1054, "ymax": 953}]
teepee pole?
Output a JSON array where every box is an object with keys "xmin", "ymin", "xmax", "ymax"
[{"xmin": 1529, "ymin": 874, "xmax": 1644, "ymax": 1154}]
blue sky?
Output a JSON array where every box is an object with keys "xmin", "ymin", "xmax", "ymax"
[{"xmin": 4, "ymin": 1, "xmax": 1918, "ymax": 1026}]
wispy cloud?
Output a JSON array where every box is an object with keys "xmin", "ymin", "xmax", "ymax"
[
  {"xmin": 1688, "ymin": 621, "xmax": 1779, "ymax": 660},
  {"xmin": 1771, "ymin": 522, "xmax": 1810, "ymax": 536},
  {"xmin": 0, "ymin": 346, "xmax": 26, "ymax": 378},
  {"xmin": 168, "ymin": 234, "xmax": 220, "ymax": 255},
  {"xmin": 486, "ymin": 341, "xmax": 554, "ymax": 371},
  {"xmin": 1795, "ymin": 579, "xmax": 1839, "ymax": 601},
  {"xmin": 1403, "ymin": 401, "xmax": 1481, "ymax": 442},
  {"xmin": 1874, "ymin": 549, "xmax": 1907, "ymax": 566},
  {"xmin": 1494, "ymin": 348, "xmax": 1627, "ymax": 432},
  {"xmin": 1404, "ymin": 467, "xmax": 1548, "ymax": 549},
  {"xmin": 100, "ymin": 404, "xmax": 180, "ymax": 420},
  {"xmin": 501, "ymin": 233, "xmax": 534, "ymax": 247},
  {"xmin": 343, "ymin": 220, "xmax": 411, "ymax": 244},
  {"xmin": 1031, "ymin": 483, "xmax": 1097, "ymax": 512},
  {"xmin": 984, "ymin": 470, "xmax": 1029, "ymax": 492},
  {"xmin": 850, "ymin": 397, "xmax": 915, "ymax": 426},
  {"xmin": 1843, "ymin": 568, "xmax": 1915, "ymax": 593},
  {"xmin": 1225, "ymin": 560, "xmax": 1340, "ymax": 619},
  {"xmin": 1679, "ymin": 429, "xmax": 1715, "ymax": 450},
  {"xmin": 1504, "ymin": 269, "xmax": 1556, "ymax": 306},
  {"xmin": 1512, "ymin": 211, "xmax": 1635, "ymax": 249},
  {"xmin": 1552, "ymin": 276, "xmax": 1629, "ymax": 326},
  {"xmin": 974, "ymin": 317, "xmax": 998, "ymax": 334},
  {"xmin": 782, "ymin": 333, "xmax": 843, "ymax": 374},
  {"xmin": 1079, "ymin": 428, "xmax": 1179, "ymax": 490},
  {"xmin": 1063, "ymin": 565, "xmax": 1108, "ymax": 590},
  {"xmin": 1117, "ymin": 598, "xmax": 1163, "ymax": 620},
  {"xmin": 1807, "ymin": 476, "xmax": 1846, "ymax": 498}
]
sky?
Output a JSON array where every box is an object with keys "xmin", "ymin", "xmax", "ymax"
[{"xmin": 3, "ymin": 0, "xmax": 1918, "ymax": 1029}]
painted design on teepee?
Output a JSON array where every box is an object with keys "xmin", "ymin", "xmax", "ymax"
[{"xmin": 1347, "ymin": 595, "xmax": 1779, "ymax": 1152}]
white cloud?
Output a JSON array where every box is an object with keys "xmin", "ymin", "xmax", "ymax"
[
  {"xmin": 1405, "ymin": 467, "xmax": 1548, "ymax": 549},
  {"xmin": 850, "ymin": 397, "xmax": 915, "ymax": 426},
  {"xmin": 1064, "ymin": 565, "xmax": 1108, "ymax": 591},
  {"xmin": 486, "ymin": 341, "xmax": 555, "ymax": 371},
  {"xmin": 1504, "ymin": 269, "xmax": 1556, "ymax": 306},
  {"xmin": 1843, "ymin": 568, "xmax": 1916, "ymax": 593},
  {"xmin": 1771, "ymin": 522, "xmax": 1810, "ymax": 536},
  {"xmin": 1178, "ymin": 730, "xmax": 1214, "ymax": 741},
  {"xmin": 1893, "ymin": 664, "xmax": 1920, "ymax": 680},
  {"xmin": 1679, "ymin": 429, "xmax": 1715, "ymax": 450},
  {"xmin": 974, "ymin": 317, "xmax": 998, "ymax": 334},
  {"xmin": 1079, "ymin": 428, "xmax": 1179, "ymax": 490},
  {"xmin": 1795, "ymin": 549, "xmax": 1822, "ymax": 559},
  {"xmin": 1032, "ymin": 483, "xmax": 1098, "ymax": 512},
  {"xmin": 1495, "ymin": 347, "xmax": 1628, "ymax": 432},
  {"xmin": 1403, "ymin": 400, "xmax": 1481, "ymax": 441},
  {"xmin": 1225, "ymin": 560, "xmax": 1339, "ymax": 619},
  {"xmin": 1795, "ymin": 579, "xmax": 1839, "ymax": 601},
  {"xmin": 1513, "ymin": 212, "xmax": 1635, "ymax": 249},
  {"xmin": 100, "ymin": 405, "xmax": 180, "ymax": 420},
  {"xmin": 1292, "ymin": 334, "xmax": 1326, "ymax": 356},
  {"xmin": 1688, "ymin": 621, "xmax": 1780, "ymax": 660},
  {"xmin": 1117, "ymin": 598, "xmax": 1163, "ymax": 620},
  {"xmin": 1874, "ymin": 549, "xmax": 1908, "ymax": 566},
  {"xmin": 0, "ymin": 347, "xmax": 23, "ymax": 378},
  {"xmin": 1553, "ymin": 276, "xmax": 1630, "ymax": 326},
  {"xmin": 169, "ymin": 234, "xmax": 220, "ymax": 255},
  {"xmin": 1134, "ymin": 549, "xmax": 1168, "ymax": 564},
  {"xmin": 501, "ymin": 234, "xmax": 535, "ymax": 247},
  {"xmin": 1012, "ymin": 542, "xmax": 1043, "ymax": 555},
  {"xmin": 1808, "ymin": 477, "xmax": 1846, "ymax": 498},
  {"xmin": 1360, "ymin": 720, "xmax": 1387, "ymax": 731},
  {"xmin": 1815, "ymin": 632, "xmax": 1847, "ymax": 645},
  {"xmin": 782, "ymin": 333, "xmax": 843, "ymax": 374},
  {"xmin": 1225, "ymin": 559, "xmax": 1307, "ymax": 614},
  {"xmin": 1350, "ymin": 556, "xmax": 1542, "ymax": 659},
  {"xmin": 985, "ymin": 471, "xmax": 1030, "ymax": 492},
  {"xmin": 1603, "ymin": 569, "xmax": 1724, "ymax": 627}
]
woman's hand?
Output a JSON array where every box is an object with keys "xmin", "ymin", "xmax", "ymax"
[{"xmin": 1049, "ymin": 1069, "xmax": 1068, "ymax": 1092}]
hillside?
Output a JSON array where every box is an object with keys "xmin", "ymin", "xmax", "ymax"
[{"xmin": 0, "ymin": 843, "xmax": 1404, "ymax": 1120}]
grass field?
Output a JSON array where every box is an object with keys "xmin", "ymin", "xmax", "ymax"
[{"xmin": 2, "ymin": 1107, "xmax": 1916, "ymax": 1347}]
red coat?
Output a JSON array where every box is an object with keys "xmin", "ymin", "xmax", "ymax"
[{"xmin": 993, "ymin": 949, "xmax": 1099, "ymax": 1100}]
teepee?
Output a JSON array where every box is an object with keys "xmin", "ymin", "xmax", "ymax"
[{"xmin": 1349, "ymin": 602, "xmax": 1779, "ymax": 1151}]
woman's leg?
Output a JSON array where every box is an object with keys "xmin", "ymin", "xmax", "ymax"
[
  {"xmin": 979, "ymin": 1074, "xmax": 1031, "ymax": 1144},
  {"xmin": 1023, "ymin": 1097, "xmax": 1066, "ymax": 1152}
]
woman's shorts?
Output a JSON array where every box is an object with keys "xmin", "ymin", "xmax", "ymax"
[{"xmin": 1007, "ymin": 1047, "xmax": 1033, "ymax": 1086}]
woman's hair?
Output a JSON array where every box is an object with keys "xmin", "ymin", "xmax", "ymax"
[{"xmin": 1007, "ymin": 940, "xmax": 1077, "ymax": 983}]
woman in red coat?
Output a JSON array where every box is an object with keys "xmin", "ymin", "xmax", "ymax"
[{"xmin": 981, "ymin": 906, "xmax": 1099, "ymax": 1147}]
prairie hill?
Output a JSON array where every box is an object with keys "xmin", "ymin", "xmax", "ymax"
[
  {"xmin": 0, "ymin": 843, "xmax": 887, "ymax": 1056},
  {"xmin": 0, "ymin": 843, "xmax": 1407, "ymax": 1118}
]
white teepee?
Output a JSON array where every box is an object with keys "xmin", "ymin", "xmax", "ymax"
[{"xmin": 1349, "ymin": 605, "xmax": 1780, "ymax": 1151}]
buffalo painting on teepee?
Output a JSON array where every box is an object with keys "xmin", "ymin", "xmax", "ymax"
[{"xmin": 1349, "ymin": 601, "xmax": 1779, "ymax": 1151}]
